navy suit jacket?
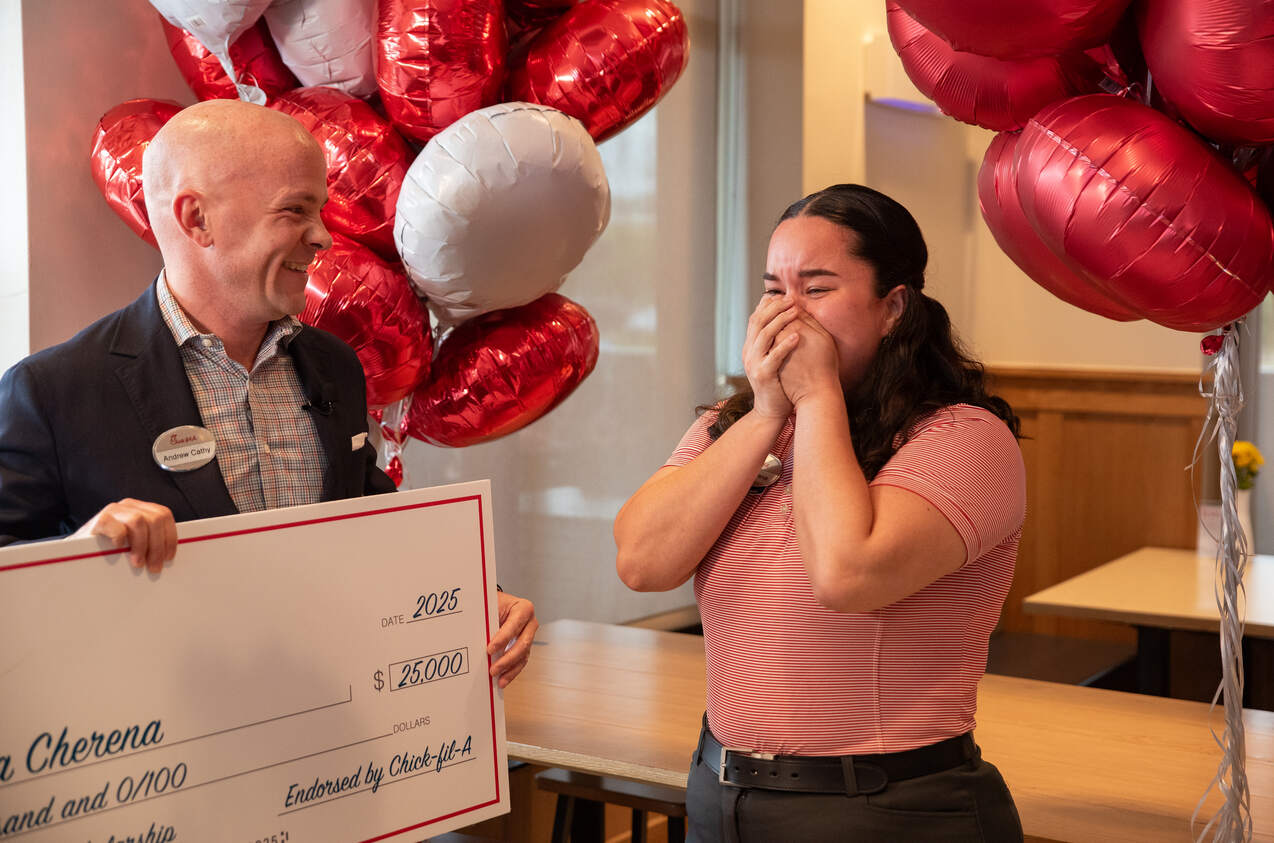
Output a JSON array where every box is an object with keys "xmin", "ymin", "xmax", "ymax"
[{"xmin": 0, "ymin": 283, "xmax": 395, "ymax": 544}]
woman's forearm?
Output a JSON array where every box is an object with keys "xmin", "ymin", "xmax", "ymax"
[
  {"xmin": 614, "ymin": 411, "xmax": 786, "ymax": 591},
  {"xmin": 790, "ymin": 393, "xmax": 876, "ymax": 609}
]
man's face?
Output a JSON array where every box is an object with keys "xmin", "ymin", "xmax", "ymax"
[{"xmin": 210, "ymin": 139, "xmax": 331, "ymax": 324}]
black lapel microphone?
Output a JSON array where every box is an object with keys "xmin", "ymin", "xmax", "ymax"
[{"xmin": 302, "ymin": 398, "xmax": 335, "ymax": 416}]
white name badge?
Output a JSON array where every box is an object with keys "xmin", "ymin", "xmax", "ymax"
[
  {"xmin": 0, "ymin": 482, "xmax": 508, "ymax": 842},
  {"xmin": 152, "ymin": 425, "xmax": 216, "ymax": 472}
]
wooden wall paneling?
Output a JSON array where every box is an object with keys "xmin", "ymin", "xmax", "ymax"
[
  {"xmin": 988, "ymin": 368, "xmax": 1207, "ymax": 643},
  {"xmin": 1005, "ymin": 409, "xmax": 1063, "ymax": 637}
]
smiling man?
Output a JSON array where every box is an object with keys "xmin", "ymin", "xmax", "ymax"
[
  {"xmin": 0, "ymin": 100, "xmax": 369, "ymax": 549},
  {"xmin": 0, "ymin": 100, "xmax": 537, "ymax": 685}
]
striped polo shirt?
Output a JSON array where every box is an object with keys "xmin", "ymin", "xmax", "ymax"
[{"xmin": 666, "ymin": 403, "xmax": 1025, "ymax": 755}]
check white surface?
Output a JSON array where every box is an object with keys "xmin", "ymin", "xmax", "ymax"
[{"xmin": 0, "ymin": 482, "xmax": 508, "ymax": 842}]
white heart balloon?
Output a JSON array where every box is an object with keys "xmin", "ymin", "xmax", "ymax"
[
  {"xmin": 148, "ymin": 0, "xmax": 273, "ymax": 102},
  {"xmin": 395, "ymin": 103, "xmax": 612, "ymax": 324},
  {"xmin": 263, "ymin": 0, "xmax": 377, "ymax": 98}
]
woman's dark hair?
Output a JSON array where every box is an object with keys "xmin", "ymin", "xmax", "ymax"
[{"xmin": 705, "ymin": 183, "xmax": 1020, "ymax": 479}]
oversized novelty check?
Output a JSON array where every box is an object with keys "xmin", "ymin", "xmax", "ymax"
[{"xmin": 0, "ymin": 482, "xmax": 508, "ymax": 842}]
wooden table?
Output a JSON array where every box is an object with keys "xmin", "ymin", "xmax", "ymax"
[
  {"xmin": 1023, "ymin": 547, "xmax": 1274, "ymax": 636},
  {"xmin": 1023, "ymin": 547, "xmax": 1274, "ymax": 701},
  {"xmin": 505, "ymin": 619, "xmax": 1274, "ymax": 842}
]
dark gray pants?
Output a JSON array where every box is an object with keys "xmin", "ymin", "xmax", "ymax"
[{"xmin": 686, "ymin": 728, "xmax": 1024, "ymax": 843}]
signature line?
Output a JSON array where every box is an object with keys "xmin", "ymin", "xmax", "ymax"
[
  {"xmin": 2, "ymin": 686, "xmax": 354, "ymax": 790},
  {"xmin": 405, "ymin": 609, "xmax": 463, "ymax": 624}
]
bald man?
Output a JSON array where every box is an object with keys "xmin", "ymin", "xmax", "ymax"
[{"xmin": 0, "ymin": 100, "xmax": 537, "ymax": 686}]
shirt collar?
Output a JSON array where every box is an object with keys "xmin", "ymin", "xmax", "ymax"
[{"xmin": 156, "ymin": 270, "xmax": 303, "ymax": 350}]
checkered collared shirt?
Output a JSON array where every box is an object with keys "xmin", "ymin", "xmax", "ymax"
[{"xmin": 156, "ymin": 274, "xmax": 327, "ymax": 513}]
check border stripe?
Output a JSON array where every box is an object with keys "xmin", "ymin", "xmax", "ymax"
[{"xmin": 0, "ymin": 496, "xmax": 483, "ymax": 573}]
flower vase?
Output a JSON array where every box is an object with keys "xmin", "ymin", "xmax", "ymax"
[{"xmin": 1237, "ymin": 488, "xmax": 1255, "ymax": 554}]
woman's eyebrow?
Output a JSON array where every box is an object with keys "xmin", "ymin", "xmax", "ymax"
[{"xmin": 762, "ymin": 268, "xmax": 839, "ymax": 281}]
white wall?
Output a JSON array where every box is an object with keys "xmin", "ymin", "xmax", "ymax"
[
  {"xmin": 22, "ymin": 0, "xmax": 192, "ymax": 356},
  {"xmin": 0, "ymin": 0, "xmax": 28, "ymax": 373}
]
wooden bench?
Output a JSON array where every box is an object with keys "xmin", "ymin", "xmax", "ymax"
[
  {"xmin": 986, "ymin": 630, "xmax": 1136, "ymax": 688},
  {"xmin": 534, "ymin": 768, "xmax": 685, "ymax": 843}
]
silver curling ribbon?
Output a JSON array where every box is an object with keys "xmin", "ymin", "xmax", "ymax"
[{"xmin": 1192, "ymin": 323, "xmax": 1252, "ymax": 843}]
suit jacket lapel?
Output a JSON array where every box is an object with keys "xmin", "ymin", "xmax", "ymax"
[
  {"xmin": 108, "ymin": 284, "xmax": 238, "ymax": 519},
  {"xmin": 289, "ymin": 328, "xmax": 345, "ymax": 500}
]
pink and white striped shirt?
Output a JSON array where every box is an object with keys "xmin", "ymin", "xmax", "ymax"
[{"xmin": 666, "ymin": 404, "xmax": 1025, "ymax": 755}]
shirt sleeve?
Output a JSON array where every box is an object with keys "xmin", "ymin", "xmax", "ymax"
[
  {"xmin": 664, "ymin": 410, "xmax": 720, "ymax": 468},
  {"xmin": 870, "ymin": 407, "xmax": 1025, "ymax": 564}
]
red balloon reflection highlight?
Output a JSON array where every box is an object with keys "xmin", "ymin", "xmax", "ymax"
[
  {"xmin": 894, "ymin": 0, "xmax": 1131, "ymax": 60},
  {"xmin": 375, "ymin": 0, "xmax": 507, "ymax": 145},
  {"xmin": 506, "ymin": 0, "xmax": 689, "ymax": 142},
  {"xmin": 887, "ymin": 4, "xmax": 1103, "ymax": 132},
  {"xmin": 1015, "ymin": 94, "xmax": 1274, "ymax": 332},
  {"xmin": 1138, "ymin": 0, "xmax": 1274, "ymax": 146},
  {"xmin": 271, "ymin": 87, "xmax": 413, "ymax": 262},
  {"xmin": 407, "ymin": 293, "xmax": 599, "ymax": 447},
  {"xmin": 90, "ymin": 98, "xmax": 182, "ymax": 248},
  {"xmin": 371, "ymin": 400, "xmax": 412, "ymax": 487},
  {"xmin": 978, "ymin": 132, "xmax": 1138, "ymax": 321},
  {"xmin": 160, "ymin": 16, "xmax": 297, "ymax": 102},
  {"xmin": 302, "ymin": 234, "xmax": 432, "ymax": 407}
]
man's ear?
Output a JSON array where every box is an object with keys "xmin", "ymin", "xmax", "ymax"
[{"xmin": 173, "ymin": 191, "xmax": 212, "ymax": 247}]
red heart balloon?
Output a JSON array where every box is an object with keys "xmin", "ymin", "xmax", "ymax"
[
  {"xmin": 302, "ymin": 234, "xmax": 432, "ymax": 407},
  {"xmin": 90, "ymin": 98, "xmax": 183, "ymax": 248},
  {"xmin": 506, "ymin": 0, "xmax": 689, "ymax": 142},
  {"xmin": 270, "ymin": 87, "xmax": 413, "ymax": 263},
  {"xmin": 160, "ymin": 15, "xmax": 298, "ymax": 102},
  {"xmin": 887, "ymin": 3, "xmax": 1103, "ymax": 132},
  {"xmin": 894, "ymin": 0, "xmax": 1132, "ymax": 60},
  {"xmin": 978, "ymin": 132, "xmax": 1138, "ymax": 321},
  {"xmin": 406, "ymin": 293, "xmax": 599, "ymax": 447},
  {"xmin": 1138, "ymin": 0, "xmax": 1274, "ymax": 146},
  {"xmin": 1015, "ymin": 94, "xmax": 1274, "ymax": 332},
  {"xmin": 375, "ymin": 0, "xmax": 508, "ymax": 146}
]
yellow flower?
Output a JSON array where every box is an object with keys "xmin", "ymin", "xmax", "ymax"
[
  {"xmin": 1233, "ymin": 441, "xmax": 1264, "ymax": 469},
  {"xmin": 1233, "ymin": 441, "xmax": 1263, "ymax": 490}
]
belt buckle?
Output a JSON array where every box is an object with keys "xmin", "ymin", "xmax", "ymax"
[{"xmin": 718, "ymin": 746, "xmax": 775, "ymax": 787}]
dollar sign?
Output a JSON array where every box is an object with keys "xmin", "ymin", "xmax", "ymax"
[{"xmin": 373, "ymin": 669, "xmax": 384, "ymax": 692}]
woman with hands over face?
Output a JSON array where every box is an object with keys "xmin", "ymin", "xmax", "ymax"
[{"xmin": 614, "ymin": 185, "xmax": 1025, "ymax": 842}]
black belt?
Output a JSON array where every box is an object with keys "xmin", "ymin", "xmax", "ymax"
[{"xmin": 700, "ymin": 723, "xmax": 977, "ymax": 796}]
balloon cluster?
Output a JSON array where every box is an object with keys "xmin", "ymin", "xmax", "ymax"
[
  {"xmin": 888, "ymin": 0, "xmax": 1274, "ymax": 332},
  {"xmin": 90, "ymin": 0, "xmax": 689, "ymax": 468},
  {"xmin": 891, "ymin": 4, "xmax": 1271, "ymax": 836}
]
